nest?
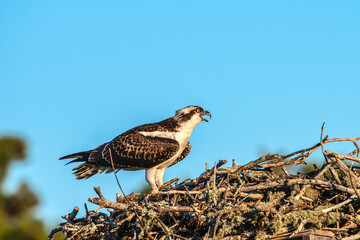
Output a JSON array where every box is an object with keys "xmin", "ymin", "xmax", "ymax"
[{"xmin": 49, "ymin": 129, "xmax": 360, "ymax": 240}]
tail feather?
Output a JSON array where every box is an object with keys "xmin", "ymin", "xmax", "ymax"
[
  {"xmin": 73, "ymin": 163, "xmax": 99, "ymax": 180},
  {"xmin": 60, "ymin": 143, "xmax": 108, "ymax": 180},
  {"xmin": 65, "ymin": 158, "xmax": 86, "ymax": 165},
  {"xmin": 59, "ymin": 150, "xmax": 91, "ymax": 160}
]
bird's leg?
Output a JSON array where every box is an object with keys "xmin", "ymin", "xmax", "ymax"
[
  {"xmin": 155, "ymin": 168, "xmax": 166, "ymax": 187},
  {"xmin": 145, "ymin": 168, "xmax": 157, "ymax": 190}
]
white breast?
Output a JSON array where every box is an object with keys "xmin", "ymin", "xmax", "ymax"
[{"xmin": 139, "ymin": 129, "xmax": 194, "ymax": 168}]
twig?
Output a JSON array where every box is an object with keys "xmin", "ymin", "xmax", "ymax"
[
  {"xmin": 109, "ymin": 149, "xmax": 127, "ymax": 198},
  {"xmin": 159, "ymin": 206, "xmax": 196, "ymax": 213},
  {"xmin": 281, "ymin": 166, "xmax": 290, "ymax": 177},
  {"xmin": 321, "ymin": 195, "xmax": 357, "ymax": 213},
  {"xmin": 212, "ymin": 207, "xmax": 245, "ymax": 238},
  {"xmin": 62, "ymin": 206, "xmax": 79, "ymax": 223},
  {"xmin": 289, "ymin": 219, "xmax": 307, "ymax": 238},
  {"xmin": 238, "ymin": 178, "xmax": 356, "ymax": 195},
  {"xmin": 84, "ymin": 203, "xmax": 90, "ymax": 221},
  {"xmin": 94, "ymin": 186, "xmax": 104, "ymax": 199},
  {"xmin": 294, "ymin": 162, "xmax": 332, "ymax": 200},
  {"xmin": 343, "ymin": 232, "xmax": 360, "ymax": 240},
  {"xmin": 325, "ymin": 150, "xmax": 360, "ymax": 186},
  {"xmin": 155, "ymin": 217, "xmax": 173, "ymax": 240},
  {"xmin": 349, "ymin": 163, "xmax": 360, "ymax": 201},
  {"xmin": 158, "ymin": 177, "xmax": 180, "ymax": 191},
  {"xmin": 88, "ymin": 196, "xmax": 129, "ymax": 211}
]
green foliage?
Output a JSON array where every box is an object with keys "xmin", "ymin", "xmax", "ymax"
[
  {"xmin": 0, "ymin": 136, "xmax": 26, "ymax": 182},
  {"xmin": 0, "ymin": 136, "xmax": 47, "ymax": 240}
]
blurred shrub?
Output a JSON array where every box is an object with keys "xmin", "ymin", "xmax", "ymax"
[{"xmin": 0, "ymin": 136, "xmax": 47, "ymax": 240}]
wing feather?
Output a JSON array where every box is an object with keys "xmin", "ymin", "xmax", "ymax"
[
  {"xmin": 102, "ymin": 132, "xmax": 180, "ymax": 169},
  {"xmin": 169, "ymin": 142, "xmax": 191, "ymax": 168}
]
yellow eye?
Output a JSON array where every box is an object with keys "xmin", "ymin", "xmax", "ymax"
[{"xmin": 196, "ymin": 108, "xmax": 201, "ymax": 113}]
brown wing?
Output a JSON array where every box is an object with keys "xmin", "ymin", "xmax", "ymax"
[
  {"xmin": 169, "ymin": 142, "xmax": 191, "ymax": 168},
  {"xmin": 102, "ymin": 132, "xmax": 180, "ymax": 169}
]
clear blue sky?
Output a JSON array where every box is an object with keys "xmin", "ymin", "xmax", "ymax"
[{"xmin": 1, "ymin": 1, "xmax": 360, "ymax": 225}]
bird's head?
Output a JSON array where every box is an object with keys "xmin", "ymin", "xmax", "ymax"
[{"xmin": 175, "ymin": 106, "xmax": 211, "ymax": 128}]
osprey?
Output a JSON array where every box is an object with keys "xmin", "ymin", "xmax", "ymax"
[{"xmin": 60, "ymin": 105, "xmax": 211, "ymax": 189}]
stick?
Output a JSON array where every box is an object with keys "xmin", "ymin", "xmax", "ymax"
[
  {"xmin": 321, "ymin": 195, "xmax": 357, "ymax": 213},
  {"xmin": 61, "ymin": 206, "xmax": 79, "ymax": 223},
  {"xmin": 349, "ymin": 163, "xmax": 360, "ymax": 200}
]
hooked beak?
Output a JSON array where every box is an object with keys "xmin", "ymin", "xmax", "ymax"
[{"xmin": 201, "ymin": 111, "xmax": 211, "ymax": 122}]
